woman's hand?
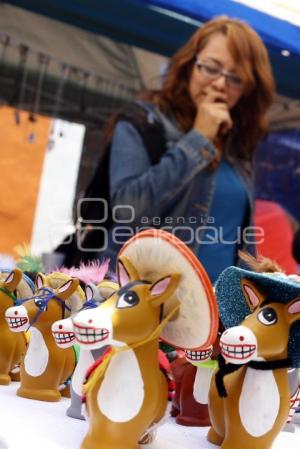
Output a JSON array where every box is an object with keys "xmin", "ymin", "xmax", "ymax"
[{"xmin": 193, "ymin": 88, "xmax": 233, "ymax": 143}]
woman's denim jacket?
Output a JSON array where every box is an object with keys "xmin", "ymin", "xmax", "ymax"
[{"xmin": 105, "ymin": 101, "xmax": 256, "ymax": 267}]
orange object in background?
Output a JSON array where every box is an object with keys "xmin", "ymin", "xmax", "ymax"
[
  {"xmin": 0, "ymin": 107, "xmax": 50, "ymax": 256},
  {"xmin": 254, "ymin": 200, "xmax": 297, "ymax": 274}
]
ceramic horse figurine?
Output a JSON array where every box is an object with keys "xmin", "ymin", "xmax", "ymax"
[
  {"xmin": 5, "ymin": 272, "xmax": 84, "ymax": 401},
  {"xmin": 51, "ymin": 279, "xmax": 119, "ymax": 420},
  {"xmin": 73, "ymin": 256, "xmax": 180, "ymax": 449},
  {"xmin": 0, "ymin": 268, "xmax": 33, "ymax": 384},
  {"xmin": 72, "ymin": 228, "xmax": 218, "ymax": 449},
  {"xmin": 208, "ymin": 266, "xmax": 300, "ymax": 449}
]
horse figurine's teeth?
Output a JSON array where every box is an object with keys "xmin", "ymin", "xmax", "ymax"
[
  {"xmin": 6, "ymin": 316, "xmax": 28, "ymax": 328},
  {"xmin": 74, "ymin": 324, "xmax": 109, "ymax": 345},
  {"xmin": 185, "ymin": 348, "xmax": 213, "ymax": 362},
  {"xmin": 53, "ymin": 332, "xmax": 75, "ymax": 345},
  {"xmin": 220, "ymin": 342, "xmax": 256, "ymax": 360}
]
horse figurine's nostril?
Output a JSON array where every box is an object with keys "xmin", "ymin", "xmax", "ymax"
[
  {"xmin": 59, "ymin": 325, "xmax": 63, "ymax": 330},
  {"xmin": 88, "ymin": 319, "xmax": 93, "ymax": 324},
  {"xmin": 14, "ymin": 311, "xmax": 18, "ymax": 316},
  {"xmin": 239, "ymin": 336, "xmax": 245, "ymax": 341}
]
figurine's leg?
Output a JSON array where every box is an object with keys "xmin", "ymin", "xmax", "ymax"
[
  {"xmin": 220, "ymin": 435, "xmax": 260, "ymax": 449},
  {"xmin": 0, "ymin": 374, "xmax": 11, "ymax": 385},
  {"xmin": 139, "ymin": 430, "xmax": 156, "ymax": 445},
  {"xmin": 61, "ymin": 383, "xmax": 71, "ymax": 398},
  {"xmin": 170, "ymin": 403, "xmax": 180, "ymax": 417},
  {"xmin": 67, "ymin": 386, "xmax": 85, "ymax": 420},
  {"xmin": 207, "ymin": 426, "xmax": 224, "ymax": 445},
  {"xmin": 17, "ymin": 387, "xmax": 61, "ymax": 402},
  {"xmin": 80, "ymin": 435, "xmax": 139, "ymax": 449},
  {"xmin": 220, "ymin": 440, "xmax": 246, "ymax": 449},
  {"xmin": 139, "ymin": 392, "xmax": 170, "ymax": 445},
  {"xmin": 9, "ymin": 369, "xmax": 20, "ymax": 382}
]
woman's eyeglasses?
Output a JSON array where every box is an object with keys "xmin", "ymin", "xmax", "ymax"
[{"xmin": 195, "ymin": 57, "xmax": 244, "ymax": 89}]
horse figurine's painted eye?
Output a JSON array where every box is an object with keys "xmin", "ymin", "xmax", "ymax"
[
  {"xmin": 117, "ymin": 291, "xmax": 140, "ymax": 309},
  {"xmin": 34, "ymin": 298, "xmax": 47, "ymax": 311},
  {"xmin": 257, "ymin": 307, "xmax": 278, "ymax": 326}
]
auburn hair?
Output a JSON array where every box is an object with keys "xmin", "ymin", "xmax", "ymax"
[
  {"xmin": 148, "ymin": 16, "xmax": 275, "ymax": 161},
  {"xmin": 238, "ymin": 251, "xmax": 284, "ymax": 273}
]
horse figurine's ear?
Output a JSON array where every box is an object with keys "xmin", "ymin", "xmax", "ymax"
[
  {"xmin": 149, "ymin": 274, "xmax": 181, "ymax": 307},
  {"xmin": 3, "ymin": 268, "xmax": 22, "ymax": 291},
  {"xmin": 117, "ymin": 256, "xmax": 139, "ymax": 286},
  {"xmin": 36, "ymin": 272, "xmax": 47, "ymax": 290},
  {"xmin": 287, "ymin": 298, "xmax": 300, "ymax": 324},
  {"xmin": 241, "ymin": 279, "xmax": 265, "ymax": 312},
  {"xmin": 85, "ymin": 283, "xmax": 99, "ymax": 302},
  {"xmin": 97, "ymin": 280, "xmax": 119, "ymax": 301},
  {"xmin": 56, "ymin": 278, "xmax": 80, "ymax": 301}
]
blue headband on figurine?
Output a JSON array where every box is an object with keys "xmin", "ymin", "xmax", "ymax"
[{"xmin": 215, "ymin": 266, "xmax": 300, "ymax": 368}]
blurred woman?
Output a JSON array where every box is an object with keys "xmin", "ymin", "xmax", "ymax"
[{"xmin": 106, "ymin": 16, "xmax": 275, "ymax": 283}]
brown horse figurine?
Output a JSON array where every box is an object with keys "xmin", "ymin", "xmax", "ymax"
[
  {"xmin": 208, "ymin": 272, "xmax": 300, "ymax": 449},
  {"xmin": 73, "ymin": 256, "xmax": 180, "ymax": 449},
  {"xmin": 0, "ymin": 268, "xmax": 33, "ymax": 384},
  {"xmin": 5, "ymin": 272, "xmax": 84, "ymax": 401}
]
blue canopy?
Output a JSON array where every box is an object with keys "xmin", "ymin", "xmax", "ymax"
[{"xmin": 4, "ymin": 0, "xmax": 300, "ymax": 99}]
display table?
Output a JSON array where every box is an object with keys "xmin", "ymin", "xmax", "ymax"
[{"xmin": 0, "ymin": 383, "xmax": 298, "ymax": 449}]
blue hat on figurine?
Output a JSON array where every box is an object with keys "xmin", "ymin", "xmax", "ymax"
[{"xmin": 215, "ymin": 266, "xmax": 300, "ymax": 368}]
